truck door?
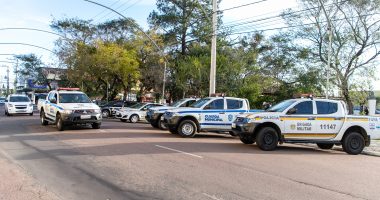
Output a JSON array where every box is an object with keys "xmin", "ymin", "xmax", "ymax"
[
  {"xmin": 45, "ymin": 92, "xmax": 54, "ymax": 118},
  {"xmin": 201, "ymin": 99, "xmax": 225, "ymax": 130},
  {"xmin": 283, "ymin": 100, "xmax": 316, "ymax": 139},
  {"xmin": 314, "ymin": 101, "xmax": 344, "ymax": 137},
  {"xmin": 225, "ymin": 98, "xmax": 245, "ymax": 129}
]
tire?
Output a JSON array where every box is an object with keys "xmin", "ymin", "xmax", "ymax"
[
  {"xmin": 120, "ymin": 119, "xmax": 127, "ymax": 122},
  {"xmin": 102, "ymin": 110, "xmax": 110, "ymax": 118},
  {"xmin": 92, "ymin": 123, "xmax": 101, "ymax": 129},
  {"xmin": 317, "ymin": 143, "xmax": 334, "ymax": 149},
  {"xmin": 256, "ymin": 127, "xmax": 278, "ymax": 151},
  {"xmin": 158, "ymin": 119, "xmax": 168, "ymax": 130},
  {"xmin": 40, "ymin": 111, "xmax": 48, "ymax": 126},
  {"xmin": 239, "ymin": 135, "xmax": 255, "ymax": 144},
  {"xmin": 169, "ymin": 128, "xmax": 178, "ymax": 134},
  {"xmin": 130, "ymin": 114, "xmax": 139, "ymax": 123},
  {"xmin": 178, "ymin": 120, "xmax": 197, "ymax": 137},
  {"xmin": 29, "ymin": 112, "xmax": 33, "ymax": 116},
  {"xmin": 342, "ymin": 132, "xmax": 365, "ymax": 155},
  {"xmin": 56, "ymin": 114, "xmax": 64, "ymax": 131}
]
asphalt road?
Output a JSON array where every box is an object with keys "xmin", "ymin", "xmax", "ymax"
[{"xmin": 0, "ymin": 105, "xmax": 379, "ymax": 200}]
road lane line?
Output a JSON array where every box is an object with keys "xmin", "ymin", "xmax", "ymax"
[
  {"xmin": 99, "ymin": 129, "xmax": 106, "ymax": 133},
  {"xmin": 202, "ymin": 193, "xmax": 223, "ymax": 200},
  {"xmin": 155, "ymin": 145, "xmax": 203, "ymax": 158}
]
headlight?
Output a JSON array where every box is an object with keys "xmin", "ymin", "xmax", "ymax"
[
  {"xmin": 8, "ymin": 104, "xmax": 13, "ymax": 107},
  {"xmin": 29, "ymin": 103, "xmax": 34, "ymax": 107},
  {"xmin": 94, "ymin": 109, "xmax": 101, "ymax": 114},
  {"xmin": 243, "ymin": 118, "xmax": 255, "ymax": 123},
  {"xmin": 63, "ymin": 110, "xmax": 73, "ymax": 114}
]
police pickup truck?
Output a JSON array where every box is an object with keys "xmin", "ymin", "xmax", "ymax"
[
  {"xmin": 163, "ymin": 97, "xmax": 261, "ymax": 137},
  {"xmin": 39, "ymin": 88, "xmax": 102, "ymax": 131},
  {"xmin": 232, "ymin": 98, "xmax": 380, "ymax": 155},
  {"xmin": 146, "ymin": 98, "xmax": 198, "ymax": 130}
]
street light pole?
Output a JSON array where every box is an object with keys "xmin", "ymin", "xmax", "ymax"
[
  {"xmin": 319, "ymin": 0, "xmax": 332, "ymax": 99},
  {"xmin": 209, "ymin": 0, "xmax": 217, "ymax": 96},
  {"xmin": 6, "ymin": 66, "xmax": 9, "ymax": 96}
]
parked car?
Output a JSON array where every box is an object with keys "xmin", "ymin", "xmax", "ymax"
[
  {"xmin": 0, "ymin": 97, "xmax": 5, "ymax": 105},
  {"xmin": 5, "ymin": 94, "xmax": 34, "ymax": 116},
  {"xmin": 376, "ymin": 109, "xmax": 380, "ymax": 114},
  {"xmin": 115, "ymin": 103, "xmax": 163, "ymax": 123},
  {"xmin": 100, "ymin": 100, "xmax": 138, "ymax": 118}
]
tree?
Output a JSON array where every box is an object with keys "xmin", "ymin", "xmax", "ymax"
[
  {"xmin": 15, "ymin": 54, "xmax": 55, "ymax": 90},
  {"xmin": 283, "ymin": 0, "xmax": 380, "ymax": 113}
]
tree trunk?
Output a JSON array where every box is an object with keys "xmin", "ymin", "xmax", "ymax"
[{"xmin": 342, "ymin": 81, "xmax": 353, "ymax": 114}]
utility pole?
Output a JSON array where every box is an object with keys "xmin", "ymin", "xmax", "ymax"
[
  {"xmin": 162, "ymin": 61, "xmax": 167, "ymax": 104},
  {"xmin": 319, "ymin": 0, "xmax": 332, "ymax": 99},
  {"xmin": 6, "ymin": 66, "xmax": 10, "ymax": 96},
  {"xmin": 209, "ymin": 0, "xmax": 217, "ymax": 96}
]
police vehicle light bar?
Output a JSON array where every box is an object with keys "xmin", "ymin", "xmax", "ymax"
[{"xmin": 57, "ymin": 88, "xmax": 80, "ymax": 91}]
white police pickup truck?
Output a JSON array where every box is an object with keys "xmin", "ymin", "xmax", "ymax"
[
  {"xmin": 146, "ymin": 98, "xmax": 198, "ymax": 130},
  {"xmin": 39, "ymin": 88, "xmax": 102, "ymax": 131},
  {"xmin": 163, "ymin": 97, "xmax": 261, "ymax": 137},
  {"xmin": 232, "ymin": 98, "xmax": 380, "ymax": 155},
  {"xmin": 115, "ymin": 102, "xmax": 163, "ymax": 123}
]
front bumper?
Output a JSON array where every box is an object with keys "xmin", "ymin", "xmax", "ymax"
[
  {"xmin": 7, "ymin": 106, "xmax": 33, "ymax": 114},
  {"xmin": 146, "ymin": 113, "xmax": 161, "ymax": 124},
  {"xmin": 115, "ymin": 112, "xmax": 129, "ymax": 119},
  {"xmin": 231, "ymin": 122, "xmax": 258, "ymax": 136},
  {"xmin": 163, "ymin": 116, "xmax": 182, "ymax": 129},
  {"xmin": 61, "ymin": 113, "xmax": 102, "ymax": 125}
]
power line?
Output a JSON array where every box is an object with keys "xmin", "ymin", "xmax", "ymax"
[
  {"xmin": 94, "ymin": 0, "xmax": 133, "ymax": 22},
  {"xmin": 105, "ymin": 0, "xmax": 140, "ymax": 21},
  {"xmin": 91, "ymin": 0, "xmax": 122, "ymax": 20},
  {"xmin": 218, "ymin": 0, "xmax": 268, "ymax": 13}
]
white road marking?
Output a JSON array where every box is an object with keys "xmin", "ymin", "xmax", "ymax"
[
  {"xmin": 155, "ymin": 145, "xmax": 203, "ymax": 158},
  {"xmin": 202, "ymin": 193, "xmax": 223, "ymax": 200},
  {"xmin": 99, "ymin": 129, "xmax": 106, "ymax": 133}
]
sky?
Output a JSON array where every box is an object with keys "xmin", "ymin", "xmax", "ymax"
[{"xmin": 0, "ymin": 0, "xmax": 379, "ymax": 91}]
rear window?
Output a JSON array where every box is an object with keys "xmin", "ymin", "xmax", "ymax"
[
  {"xmin": 10, "ymin": 96, "xmax": 30, "ymax": 102},
  {"xmin": 227, "ymin": 99, "xmax": 243, "ymax": 109},
  {"xmin": 316, "ymin": 101, "xmax": 338, "ymax": 114}
]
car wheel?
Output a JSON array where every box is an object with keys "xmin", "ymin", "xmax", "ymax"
[
  {"xmin": 150, "ymin": 122, "xmax": 159, "ymax": 128},
  {"xmin": 317, "ymin": 143, "xmax": 334, "ymax": 149},
  {"xmin": 120, "ymin": 119, "xmax": 127, "ymax": 122},
  {"xmin": 229, "ymin": 131, "xmax": 238, "ymax": 137},
  {"xmin": 158, "ymin": 120, "xmax": 167, "ymax": 130},
  {"xmin": 239, "ymin": 135, "xmax": 255, "ymax": 144},
  {"xmin": 40, "ymin": 111, "xmax": 48, "ymax": 125},
  {"xmin": 256, "ymin": 127, "xmax": 278, "ymax": 151},
  {"xmin": 178, "ymin": 120, "xmax": 197, "ymax": 137},
  {"xmin": 102, "ymin": 110, "xmax": 110, "ymax": 118},
  {"xmin": 130, "ymin": 115, "xmax": 139, "ymax": 123},
  {"xmin": 342, "ymin": 132, "xmax": 365, "ymax": 155},
  {"xmin": 92, "ymin": 123, "xmax": 101, "ymax": 129},
  {"xmin": 56, "ymin": 114, "xmax": 64, "ymax": 131},
  {"xmin": 29, "ymin": 112, "xmax": 33, "ymax": 116}
]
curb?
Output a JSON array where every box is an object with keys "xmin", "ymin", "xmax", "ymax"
[{"xmin": 362, "ymin": 150, "xmax": 380, "ymax": 157}]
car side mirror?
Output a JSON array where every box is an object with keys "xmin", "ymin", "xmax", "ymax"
[
  {"xmin": 50, "ymin": 98, "xmax": 57, "ymax": 104},
  {"xmin": 287, "ymin": 107, "xmax": 297, "ymax": 115}
]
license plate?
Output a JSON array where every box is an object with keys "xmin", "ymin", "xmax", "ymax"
[
  {"xmin": 160, "ymin": 116, "xmax": 164, "ymax": 120},
  {"xmin": 231, "ymin": 123, "xmax": 236, "ymax": 128},
  {"xmin": 81, "ymin": 115, "xmax": 91, "ymax": 119}
]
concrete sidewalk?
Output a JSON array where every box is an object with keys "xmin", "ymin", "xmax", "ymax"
[
  {"xmin": 363, "ymin": 139, "xmax": 380, "ymax": 156},
  {"xmin": 0, "ymin": 152, "xmax": 60, "ymax": 200}
]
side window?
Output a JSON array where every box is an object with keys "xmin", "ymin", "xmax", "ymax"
[
  {"xmin": 114, "ymin": 102, "xmax": 123, "ymax": 107},
  {"xmin": 316, "ymin": 101, "xmax": 338, "ymax": 114},
  {"xmin": 48, "ymin": 93, "xmax": 54, "ymax": 101},
  {"xmin": 205, "ymin": 99, "xmax": 224, "ymax": 110},
  {"xmin": 227, "ymin": 99, "xmax": 243, "ymax": 109},
  {"xmin": 292, "ymin": 101, "xmax": 313, "ymax": 115},
  {"xmin": 186, "ymin": 100, "xmax": 196, "ymax": 107}
]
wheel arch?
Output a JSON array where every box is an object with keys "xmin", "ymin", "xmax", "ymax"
[
  {"xmin": 253, "ymin": 122, "xmax": 282, "ymax": 141},
  {"xmin": 342, "ymin": 125, "xmax": 369, "ymax": 146},
  {"xmin": 177, "ymin": 116, "xmax": 200, "ymax": 132}
]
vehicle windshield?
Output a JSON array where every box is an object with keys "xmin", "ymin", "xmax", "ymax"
[
  {"xmin": 59, "ymin": 93, "xmax": 92, "ymax": 103},
  {"xmin": 0, "ymin": 97, "xmax": 5, "ymax": 100},
  {"xmin": 266, "ymin": 100, "xmax": 296, "ymax": 112},
  {"xmin": 129, "ymin": 103, "xmax": 146, "ymax": 109},
  {"xmin": 171, "ymin": 99, "xmax": 187, "ymax": 107},
  {"xmin": 9, "ymin": 96, "xmax": 30, "ymax": 102},
  {"xmin": 190, "ymin": 98, "xmax": 211, "ymax": 108}
]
